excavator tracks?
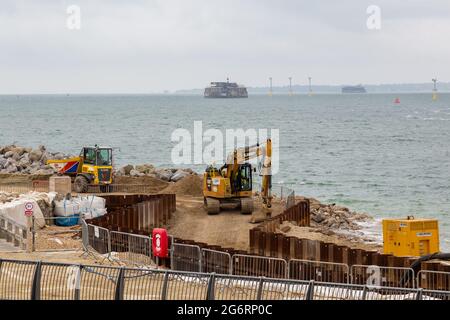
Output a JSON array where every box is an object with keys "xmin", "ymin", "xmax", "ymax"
[
  {"xmin": 240, "ymin": 197, "xmax": 254, "ymax": 215},
  {"xmin": 205, "ymin": 197, "xmax": 220, "ymax": 215}
]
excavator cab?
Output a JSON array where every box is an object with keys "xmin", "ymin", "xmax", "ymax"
[{"xmin": 232, "ymin": 163, "xmax": 252, "ymax": 193}]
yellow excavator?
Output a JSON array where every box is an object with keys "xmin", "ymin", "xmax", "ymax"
[{"xmin": 203, "ymin": 139, "xmax": 273, "ymax": 215}]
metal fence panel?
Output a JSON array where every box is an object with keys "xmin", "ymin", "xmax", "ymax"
[
  {"xmin": 351, "ymin": 265, "xmax": 416, "ymax": 288},
  {"xmin": 213, "ymin": 274, "xmax": 261, "ymax": 300},
  {"xmin": 0, "ymin": 259, "xmax": 37, "ymax": 300},
  {"xmin": 309, "ymin": 282, "xmax": 366, "ymax": 300},
  {"xmin": 164, "ymin": 271, "xmax": 210, "ymax": 300},
  {"xmin": 232, "ymin": 254, "xmax": 287, "ymax": 279},
  {"xmin": 252, "ymin": 182, "xmax": 295, "ymax": 201},
  {"xmin": 0, "ymin": 216, "xmax": 27, "ymax": 250},
  {"xmin": 40, "ymin": 263, "xmax": 81, "ymax": 300},
  {"xmin": 86, "ymin": 224, "xmax": 110, "ymax": 255},
  {"xmin": 1, "ymin": 258, "xmax": 450, "ymax": 300},
  {"xmin": 417, "ymin": 270, "xmax": 450, "ymax": 291},
  {"xmin": 362, "ymin": 286, "xmax": 419, "ymax": 300},
  {"xmin": 289, "ymin": 259, "xmax": 349, "ymax": 284},
  {"xmin": 260, "ymin": 278, "xmax": 310, "ymax": 300},
  {"xmin": 122, "ymin": 268, "xmax": 166, "ymax": 300},
  {"xmin": 172, "ymin": 243, "xmax": 202, "ymax": 272},
  {"xmin": 110, "ymin": 231, "xmax": 152, "ymax": 266},
  {"xmin": 81, "ymin": 219, "xmax": 89, "ymax": 250},
  {"xmin": 201, "ymin": 249, "xmax": 232, "ymax": 275},
  {"xmin": 78, "ymin": 265, "xmax": 120, "ymax": 300},
  {"xmin": 421, "ymin": 289, "xmax": 450, "ymax": 300}
]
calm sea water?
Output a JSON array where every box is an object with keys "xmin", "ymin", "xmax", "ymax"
[{"xmin": 1, "ymin": 93, "xmax": 449, "ymax": 250}]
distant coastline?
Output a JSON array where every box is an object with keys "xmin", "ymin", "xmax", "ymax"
[{"xmin": 177, "ymin": 82, "xmax": 450, "ymax": 95}]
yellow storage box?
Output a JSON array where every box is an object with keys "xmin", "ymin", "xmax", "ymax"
[{"xmin": 383, "ymin": 217, "xmax": 440, "ymax": 257}]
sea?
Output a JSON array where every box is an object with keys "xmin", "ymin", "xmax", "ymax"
[{"xmin": 0, "ymin": 93, "xmax": 449, "ymax": 250}]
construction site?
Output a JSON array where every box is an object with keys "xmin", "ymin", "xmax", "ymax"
[{"xmin": 0, "ymin": 144, "xmax": 449, "ymax": 300}]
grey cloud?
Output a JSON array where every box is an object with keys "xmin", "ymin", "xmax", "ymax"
[{"xmin": 0, "ymin": 0, "xmax": 449, "ymax": 93}]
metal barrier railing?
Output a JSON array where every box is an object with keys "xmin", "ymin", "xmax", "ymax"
[
  {"xmin": 81, "ymin": 219, "xmax": 89, "ymax": 251},
  {"xmin": 350, "ymin": 265, "xmax": 416, "ymax": 288},
  {"xmin": 0, "ymin": 215, "xmax": 27, "ymax": 250},
  {"xmin": 171, "ymin": 243, "xmax": 202, "ymax": 273},
  {"xmin": 421, "ymin": 289, "xmax": 450, "ymax": 300},
  {"xmin": 86, "ymin": 224, "xmax": 110, "ymax": 255},
  {"xmin": 252, "ymin": 181, "xmax": 296, "ymax": 209},
  {"xmin": 232, "ymin": 254, "xmax": 288, "ymax": 279},
  {"xmin": 201, "ymin": 249, "xmax": 232, "ymax": 275},
  {"xmin": 2, "ymin": 258, "xmax": 449, "ymax": 300},
  {"xmin": 164, "ymin": 271, "xmax": 210, "ymax": 300},
  {"xmin": 109, "ymin": 231, "xmax": 152, "ymax": 266},
  {"xmin": 289, "ymin": 259, "xmax": 350, "ymax": 283},
  {"xmin": 213, "ymin": 274, "xmax": 261, "ymax": 300},
  {"xmin": 0, "ymin": 259, "xmax": 37, "ymax": 300},
  {"xmin": 258, "ymin": 277, "xmax": 311, "ymax": 300},
  {"xmin": 121, "ymin": 268, "xmax": 166, "ymax": 300},
  {"xmin": 417, "ymin": 270, "xmax": 450, "ymax": 291},
  {"xmin": 37, "ymin": 262, "xmax": 120, "ymax": 300}
]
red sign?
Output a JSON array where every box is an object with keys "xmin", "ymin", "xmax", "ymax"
[
  {"xmin": 152, "ymin": 228, "xmax": 168, "ymax": 258},
  {"xmin": 25, "ymin": 210, "xmax": 33, "ymax": 217}
]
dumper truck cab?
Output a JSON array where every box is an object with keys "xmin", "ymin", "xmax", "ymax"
[{"xmin": 47, "ymin": 145, "xmax": 113, "ymax": 193}]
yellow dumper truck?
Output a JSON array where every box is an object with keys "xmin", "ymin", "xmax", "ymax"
[{"xmin": 47, "ymin": 145, "xmax": 113, "ymax": 193}]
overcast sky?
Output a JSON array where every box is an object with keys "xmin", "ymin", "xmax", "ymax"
[{"xmin": 1, "ymin": 0, "xmax": 449, "ymax": 93}]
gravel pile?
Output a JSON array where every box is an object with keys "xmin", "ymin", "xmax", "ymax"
[{"xmin": 310, "ymin": 203, "xmax": 372, "ymax": 232}]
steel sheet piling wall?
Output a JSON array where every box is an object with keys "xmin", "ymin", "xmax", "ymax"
[{"xmin": 87, "ymin": 194, "xmax": 176, "ymax": 232}]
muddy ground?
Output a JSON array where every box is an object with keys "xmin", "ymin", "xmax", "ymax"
[{"xmin": 167, "ymin": 195, "xmax": 286, "ymax": 250}]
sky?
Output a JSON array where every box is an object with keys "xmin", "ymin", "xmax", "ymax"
[{"xmin": 1, "ymin": 0, "xmax": 449, "ymax": 93}]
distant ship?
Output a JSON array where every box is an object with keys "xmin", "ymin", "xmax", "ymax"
[
  {"xmin": 204, "ymin": 79, "xmax": 248, "ymax": 98},
  {"xmin": 341, "ymin": 85, "xmax": 367, "ymax": 94}
]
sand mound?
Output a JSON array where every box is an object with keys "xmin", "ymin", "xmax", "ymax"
[{"xmin": 161, "ymin": 175, "xmax": 203, "ymax": 197}]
